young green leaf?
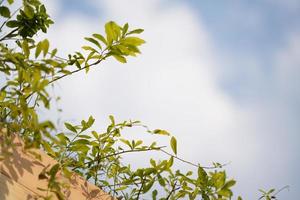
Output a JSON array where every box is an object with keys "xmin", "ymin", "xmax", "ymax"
[
  {"xmin": 35, "ymin": 41, "xmax": 42, "ymax": 58},
  {"xmin": 22, "ymin": 40, "xmax": 30, "ymax": 58},
  {"xmin": 92, "ymin": 33, "xmax": 107, "ymax": 45},
  {"xmin": 84, "ymin": 37, "xmax": 102, "ymax": 50},
  {"xmin": 64, "ymin": 122, "xmax": 77, "ymax": 133},
  {"xmin": 50, "ymin": 48, "xmax": 57, "ymax": 58},
  {"xmin": 122, "ymin": 37, "xmax": 145, "ymax": 46},
  {"xmin": 170, "ymin": 136, "xmax": 177, "ymax": 155},
  {"xmin": 127, "ymin": 29, "xmax": 144, "ymax": 35},
  {"xmin": 143, "ymin": 179, "xmax": 155, "ymax": 193},
  {"xmin": 153, "ymin": 129, "xmax": 170, "ymax": 136},
  {"xmin": 122, "ymin": 23, "xmax": 129, "ymax": 35},
  {"xmin": 224, "ymin": 180, "xmax": 236, "ymax": 189},
  {"xmin": 113, "ymin": 55, "xmax": 127, "ymax": 63},
  {"xmin": 105, "ymin": 21, "xmax": 120, "ymax": 44},
  {"xmin": 82, "ymin": 46, "xmax": 98, "ymax": 53},
  {"xmin": 42, "ymin": 39, "xmax": 49, "ymax": 57},
  {"xmin": 24, "ymin": 5, "xmax": 34, "ymax": 19}
]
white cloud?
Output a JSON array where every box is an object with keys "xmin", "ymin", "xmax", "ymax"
[
  {"xmin": 42, "ymin": 0, "xmax": 300, "ymax": 199},
  {"xmin": 46, "ymin": 0, "xmax": 240, "ymax": 160},
  {"xmin": 275, "ymin": 33, "xmax": 300, "ymax": 97}
]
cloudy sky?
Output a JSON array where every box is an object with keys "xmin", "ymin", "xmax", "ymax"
[{"xmin": 41, "ymin": 0, "xmax": 299, "ymax": 199}]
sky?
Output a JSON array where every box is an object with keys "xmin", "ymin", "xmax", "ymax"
[{"xmin": 40, "ymin": 0, "xmax": 299, "ymax": 199}]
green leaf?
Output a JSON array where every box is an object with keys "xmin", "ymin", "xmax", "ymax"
[
  {"xmin": 157, "ymin": 174, "xmax": 165, "ymax": 186},
  {"xmin": 23, "ymin": 5, "xmax": 34, "ymax": 19},
  {"xmin": 87, "ymin": 116, "xmax": 95, "ymax": 127},
  {"xmin": 153, "ymin": 129, "xmax": 170, "ymax": 136},
  {"xmin": 267, "ymin": 189, "xmax": 275, "ymax": 194},
  {"xmin": 92, "ymin": 33, "xmax": 107, "ymax": 45},
  {"xmin": 170, "ymin": 136, "xmax": 177, "ymax": 155},
  {"xmin": 122, "ymin": 23, "xmax": 129, "ymax": 35},
  {"xmin": 152, "ymin": 190, "xmax": 158, "ymax": 200},
  {"xmin": 150, "ymin": 159, "xmax": 156, "ymax": 167},
  {"xmin": 109, "ymin": 115, "xmax": 115, "ymax": 125},
  {"xmin": 167, "ymin": 156, "xmax": 174, "ymax": 168},
  {"xmin": 127, "ymin": 29, "xmax": 144, "ymax": 35},
  {"xmin": 237, "ymin": 196, "xmax": 243, "ymax": 200},
  {"xmin": 78, "ymin": 135, "xmax": 91, "ymax": 139},
  {"xmin": 35, "ymin": 41, "xmax": 42, "ymax": 58},
  {"xmin": 224, "ymin": 180, "xmax": 236, "ymax": 189},
  {"xmin": 198, "ymin": 166, "xmax": 207, "ymax": 181},
  {"xmin": 91, "ymin": 131, "xmax": 98, "ymax": 139},
  {"xmin": 62, "ymin": 167, "xmax": 72, "ymax": 179},
  {"xmin": 82, "ymin": 46, "xmax": 97, "ymax": 52},
  {"xmin": 41, "ymin": 39, "xmax": 49, "ymax": 57},
  {"xmin": 143, "ymin": 179, "xmax": 155, "ymax": 193},
  {"xmin": 50, "ymin": 48, "xmax": 57, "ymax": 58},
  {"xmin": 72, "ymin": 139, "xmax": 90, "ymax": 145},
  {"xmin": 49, "ymin": 164, "xmax": 60, "ymax": 177},
  {"xmin": 56, "ymin": 133, "xmax": 70, "ymax": 146},
  {"xmin": 105, "ymin": 21, "xmax": 120, "ymax": 44},
  {"xmin": 22, "ymin": 40, "xmax": 30, "ymax": 58},
  {"xmin": 43, "ymin": 141, "xmax": 55, "ymax": 157},
  {"xmin": 122, "ymin": 37, "xmax": 145, "ymax": 46},
  {"xmin": 6, "ymin": 20, "xmax": 19, "ymax": 28},
  {"xmin": 0, "ymin": 6, "xmax": 10, "ymax": 18},
  {"xmin": 217, "ymin": 189, "xmax": 232, "ymax": 197},
  {"xmin": 64, "ymin": 122, "xmax": 77, "ymax": 133},
  {"xmin": 112, "ymin": 55, "xmax": 127, "ymax": 63},
  {"xmin": 7, "ymin": 0, "xmax": 14, "ymax": 4},
  {"xmin": 120, "ymin": 139, "xmax": 131, "ymax": 148},
  {"xmin": 135, "ymin": 140, "xmax": 143, "ymax": 147},
  {"xmin": 84, "ymin": 37, "xmax": 102, "ymax": 50}
]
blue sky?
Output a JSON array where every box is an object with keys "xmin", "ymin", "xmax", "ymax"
[{"xmin": 43, "ymin": 0, "xmax": 299, "ymax": 199}]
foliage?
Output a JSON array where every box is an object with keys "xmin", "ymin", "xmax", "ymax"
[{"xmin": 0, "ymin": 1, "xmax": 286, "ymax": 200}]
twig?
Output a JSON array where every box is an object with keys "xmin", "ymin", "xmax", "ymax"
[
  {"xmin": 0, "ymin": 7, "xmax": 21, "ymax": 31},
  {"xmin": 160, "ymin": 149, "xmax": 230, "ymax": 169},
  {"xmin": 136, "ymin": 177, "xmax": 145, "ymax": 199},
  {"xmin": 274, "ymin": 185, "xmax": 289, "ymax": 196},
  {"xmin": 166, "ymin": 181, "xmax": 178, "ymax": 200},
  {"xmin": 0, "ymin": 28, "xmax": 18, "ymax": 41}
]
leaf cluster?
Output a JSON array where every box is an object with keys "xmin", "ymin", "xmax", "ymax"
[{"xmin": 0, "ymin": 1, "xmax": 284, "ymax": 200}]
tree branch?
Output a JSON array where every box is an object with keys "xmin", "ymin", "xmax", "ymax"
[{"xmin": 160, "ymin": 149, "xmax": 230, "ymax": 169}]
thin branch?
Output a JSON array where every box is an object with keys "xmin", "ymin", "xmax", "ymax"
[
  {"xmin": 88, "ymin": 146, "xmax": 166, "ymax": 166},
  {"xmin": 160, "ymin": 149, "xmax": 230, "ymax": 169},
  {"xmin": 136, "ymin": 177, "xmax": 145, "ymax": 200},
  {"xmin": 274, "ymin": 185, "xmax": 289, "ymax": 196},
  {"xmin": 166, "ymin": 181, "xmax": 179, "ymax": 200},
  {"xmin": 48, "ymin": 59, "xmax": 100, "ymax": 84},
  {"xmin": 0, "ymin": 7, "xmax": 22, "ymax": 31},
  {"xmin": 0, "ymin": 28, "xmax": 18, "ymax": 41}
]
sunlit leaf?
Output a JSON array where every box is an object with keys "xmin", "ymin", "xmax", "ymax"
[
  {"xmin": 64, "ymin": 122, "xmax": 77, "ymax": 133},
  {"xmin": 170, "ymin": 136, "xmax": 177, "ymax": 155}
]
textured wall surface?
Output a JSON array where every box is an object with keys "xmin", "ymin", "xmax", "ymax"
[{"xmin": 0, "ymin": 136, "xmax": 113, "ymax": 200}]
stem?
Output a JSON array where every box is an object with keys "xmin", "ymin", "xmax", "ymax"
[
  {"xmin": 274, "ymin": 185, "xmax": 289, "ymax": 196},
  {"xmin": 166, "ymin": 181, "xmax": 178, "ymax": 200},
  {"xmin": 0, "ymin": 7, "xmax": 22, "ymax": 31},
  {"xmin": 160, "ymin": 149, "xmax": 229, "ymax": 169},
  {"xmin": 83, "ymin": 146, "xmax": 166, "ymax": 167},
  {"xmin": 136, "ymin": 177, "xmax": 145, "ymax": 199},
  {"xmin": 0, "ymin": 28, "xmax": 18, "ymax": 41}
]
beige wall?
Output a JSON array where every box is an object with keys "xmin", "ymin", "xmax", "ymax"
[{"xmin": 0, "ymin": 137, "xmax": 113, "ymax": 200}]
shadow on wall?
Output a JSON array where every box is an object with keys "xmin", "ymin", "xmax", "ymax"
[{"xmin": 0, "ymin": 135, "xmax": 113, "ymax": 200}]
